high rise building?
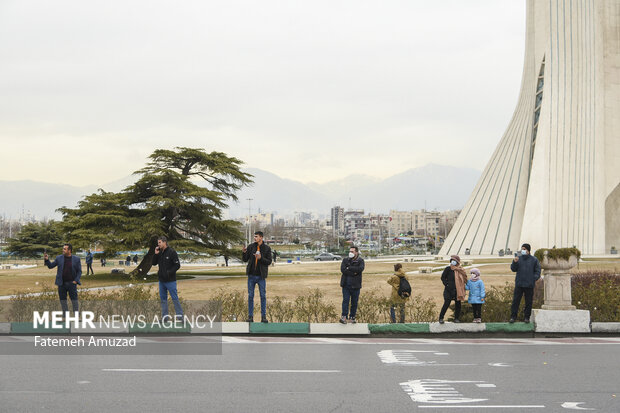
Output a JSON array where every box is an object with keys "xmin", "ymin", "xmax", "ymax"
[{"xmin": 441, "ymin": 0, "xmax": 620, "ymax": 255}]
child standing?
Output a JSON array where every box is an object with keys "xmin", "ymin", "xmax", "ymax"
[
  {"xmin": 388, "ymin": 263, "xmax": 410, "ymax": 323},
  {"xmin": 466, "ymin": 268, "xmax": 486, "ymax": 323}
]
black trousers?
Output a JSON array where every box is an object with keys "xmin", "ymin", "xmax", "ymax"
[
  {"xmin": 471, "ymin": 303, "xmax": 482, "ymax": 319},
  {"xmin": 511, "ymin": 286, "xmax": 534, "ymax": 319},
  {"xmin": 439, "ymin": 289, "xmax": 461, "ymax": 320},
  {"xmin": 58, "ymin": 281, "xmax": 79, "ymax": 313},
  {"xmin": 86, "ymin": 263, "xmax": 94, "ymax": 275}
]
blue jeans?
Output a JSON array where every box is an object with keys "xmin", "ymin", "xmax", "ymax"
[
  {"xmin": 341, "ymin": 287, "xmax": 360, "ymax": 318},
  {"xmin": 247, "ymin": 275, "xmax": 266, "ymax": 318},
  {"xmin": 58, "ymin": 282, "xmax": 79, "ymax": 313},
  {"xmin": 390, "ymin": 303, "xmax": 405, "ymax": 323},
  {"xmin": 159, "ymin": 281, "xmax": 183, "ymax": 318}
]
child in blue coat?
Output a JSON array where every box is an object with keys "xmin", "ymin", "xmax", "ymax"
[{"xmin": 466, "ymin": 268, "xmax": 486, "ymax": 323}]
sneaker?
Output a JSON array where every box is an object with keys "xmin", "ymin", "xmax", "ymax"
[
  {"xmin": 524, "ymin": 318, "xmax": 530, "ymax": 323},
  {"xmin": 261, "ymin": 317, "xmax": 268, "ymax": 323},
  {"xmin": 453, "ymin": 319, "xmax": 460, "ymax": 323},
  {"xmin": 339, "ymin": 316, "xmax": 347, "ymax": 324},
  {"xmin": 474, "ymin": 318, "xmax": 481, "ymax": 323},
  {"xmin": 509, "ymin": 318, "xmax": 516, "ymax": 323},
  {"xmin": 246, "ymin": 317, "xmax": 253, "ymax": 323},
  {"xmin": 438, "ymin": 319, "xmax": 444, "ymax": 324},
  {"xmin": 349, "ymin": 317, "xmax": 357, "ymax": 324}
]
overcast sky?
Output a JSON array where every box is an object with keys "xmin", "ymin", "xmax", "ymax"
[{"xmin": 0, "ymin": 0, "xmax": 526, "ymax": 186}]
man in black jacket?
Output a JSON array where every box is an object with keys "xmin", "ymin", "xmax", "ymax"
[
  {"xmin": 339, "ymin": 246, "xmax": 365, "ymax": 324},
  {"xmin": 152, "ymin": 236, "xmax": 183, "ymax": 321},
  {"xmin": 509, "ymin": 243, "xmax": 541, "ymax": 323},
  {"xmin": 242, "ymin": 231, "xmax": 272, "ymax": 323}
]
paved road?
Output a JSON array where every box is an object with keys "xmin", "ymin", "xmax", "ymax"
[{"xmin": 1, "ymin": 337, "xmax": 619, "ymax": 412}]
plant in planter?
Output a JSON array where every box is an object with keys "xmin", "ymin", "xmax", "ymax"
[
  {"xmin": 611, "ymin": 246, "xmax": 618, "ymax": 255},
  {"xmin": 534, "ymin": 247, "xmax": 581, "ymax": 271},
  {"xmin": 498, "ymin": 249, "xmax": 505, "ymax": 257}
]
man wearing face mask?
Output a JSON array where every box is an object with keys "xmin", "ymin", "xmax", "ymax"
[
  {"xmin": 339, "ymin": 246, "xmax": 365, "ymax": 324},
  {"xmin": 509, "ymin": 243, "xmax": 541, "ymax": 323},
  {"xmin": 438, "ymin": 255, "xmax": 468, "ymax": 324}
]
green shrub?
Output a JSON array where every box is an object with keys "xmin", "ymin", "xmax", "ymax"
[
  {"xmin": 571, "ymin": 271, "xmax": 620, "ymax": 322},
  {"xmin": 534, "ymin": 247, "xmax": 581, "ymax": 262}
]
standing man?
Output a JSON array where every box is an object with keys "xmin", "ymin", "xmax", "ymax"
[
  {"xmin": 44, "ymin": 243, "xmax": 82, "ymax": 314},
  {"xmin": 133, "ymin": 254, "xmax": 138, "ymax": 265},
  {"xmin": 242, "ymin": 231, "xmax": 272, "ymax": 323},
  {"xmin": 152, "ymin": 236, "xmax": 183, "ymax": 321},
  {"xmin": 85, "ymin": 249, "xmax": 94, "ymax": 275},
  {"xmin": 339, "ymin": 246, "xmax": 365, "ymax": 324},
  {"xmin": 272, "ymin": 250, "xmax": 277, "ymax": 266},
  {"xmin": 509, "ymin": 243, "xmax": 541, "ymax": 323}
]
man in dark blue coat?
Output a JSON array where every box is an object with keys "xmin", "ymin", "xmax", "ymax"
[
  {"xmin": 509, "ymin": 243, "xmax": 541, "ymax": 323},
  {"xmin": 44, "ymin": 243, "xmax": 82, "ymax": 313}
]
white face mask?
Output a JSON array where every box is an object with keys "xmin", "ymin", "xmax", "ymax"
[
  {"xmin": 521, "ymin": 250, "xmax": 528, "ymax": 256},
  {"xmin": 348, "ymin": 252, "xmax": 355, "ymax": 258},
  {"xmin": 450, "ymin": 260, "xmax": 458, "ymax": 266}
]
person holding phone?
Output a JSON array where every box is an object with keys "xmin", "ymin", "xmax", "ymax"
[
  {"xmin": 509, "ymin": 243, "xmax": 541, "ymax": 323},
  {"xmin": 44, "ymin": 243, "xmax": 82, "ymax": 315},
  {"xmin": 152, "ymin": 236, "xmax": 183, "ymax": 321},
  {"xmin": 242, "ymin": 231, "xmax": 272, "ymax": 323}
]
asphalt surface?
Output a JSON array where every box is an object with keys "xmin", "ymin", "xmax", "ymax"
[{"xmin": 1, "ymin": 337, "xmax": 619, "ymax": 412}]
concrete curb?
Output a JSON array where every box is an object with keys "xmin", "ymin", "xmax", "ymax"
[
  {"xmin": 128, "ymin": 325, "xmax": 191, "ymax": 334},
  {"xmin": 429, "ymin": 322, "xmax": 486, "ymax": 333},
  {"xmin": 2, "ymin": 321, "xmax": 619, "ymax": 335},
  {"xmin": 10, "ymin": 322, "xmax": 70, "ymax": 334},
  {"xmin": 485, "ymin": 322, "xmax": 535, "ymax": 333},
  {"xmin": 221, "ymin": 322, "xmax": 249, "ymax": 334},
  {"xmin": 591, "ymin": 322, "xmax": 620, "ymax": 333},
  {"xmin": 310, "ymin": 323, "xmax": 370, "ymax": 335},
  {"xmin": 369, "ymin": 323, "xmax": 430, "ymax": 334},
  {"xmin": 249, "ymin": 322, "xmax": 309, "ymax": 334}
]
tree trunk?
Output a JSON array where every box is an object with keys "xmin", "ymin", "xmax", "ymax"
[{"xmin": 129, "ymin": 235, "xmax": 158, "ymax": 278}]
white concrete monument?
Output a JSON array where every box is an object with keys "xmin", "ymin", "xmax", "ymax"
[{"xmin": 441, "ymin": 0, "xmax": 620, "ymax": 256}]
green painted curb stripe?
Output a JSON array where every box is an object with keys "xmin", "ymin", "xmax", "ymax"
[
  {"xmin": 128, "ymin": 326, "xmax": 191, "ymax": 333},
  {"xmin": 249, "ymin": 323, "xmax": 309, "ymax": 334},
  {"xmin": 10, "ymin": 322, "xmax": 71, "ymax": 334},
  {"xmin": 368, "ymin": 323, "xmax": 431, "ymax": 334},
  {"xmin": 485, "ymin": 322, "xmax": 535, "ymax": 332}
]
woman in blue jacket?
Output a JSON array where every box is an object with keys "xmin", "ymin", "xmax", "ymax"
[{"xmin": 465, "ymin": 268, "xmax": 486, "ymax": 323}]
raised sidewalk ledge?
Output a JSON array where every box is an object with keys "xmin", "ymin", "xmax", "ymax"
[
  {"xmin": 591, "ymin": 322, "xmax": 620, "ymax": 333},
  {"xmin": 2, "ymin": 322, "xmax": 620, "ymax": 335}
]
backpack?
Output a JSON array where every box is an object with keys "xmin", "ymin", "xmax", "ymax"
[{"xmin": 397, "ymin": 277, "xmax": 412, "ymax": 298}]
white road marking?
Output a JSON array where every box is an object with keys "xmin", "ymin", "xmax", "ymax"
[
  {"xmin": 77, "ymin": 381, "xmax": 91, "ymax": 384},
  {"xmin": 419, "ymin": 405, "xmax": 545, "ymax": 409},
  {"xmin": 561, "ymin": 402, "xmax": 595, "ymax": 410},
  {"xmin": 488, "ymin": 363, "xmax": 512, "ymax": 367},
  {"xmin": 400, "ymin": 379, "xmax": 488, "ymax": 404},
  {"xmin": 476, "ymin": 384, "xmax": 496, "ymax": 388},
  {"xmin": 102, "ymin": 368, "xmax": 340, "ymax": 373},
  {"xmin": 378, "ymin": 350, "xmax": 474, "ymax": 366}
]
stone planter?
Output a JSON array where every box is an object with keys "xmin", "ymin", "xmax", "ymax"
[
  {"xmin": 540, "ymin": 252, "xmax": 578, "ymax": 311},
  {"xmin": 540, "ymin": 254, "xmax": 578, "ymax": 272}
]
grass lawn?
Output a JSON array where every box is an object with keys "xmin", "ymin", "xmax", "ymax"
[{"xmin": 2, "ymin": 258, "xmax": 617, "ymax": 308}]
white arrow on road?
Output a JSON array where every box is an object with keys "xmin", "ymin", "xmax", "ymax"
[
  {"xmin": 561, "ymin": 402, "xmax": 595, "ymax": 410},
  {"xmin": 488, "ymin": 362, "xmax": 512, "ymax": 367}
]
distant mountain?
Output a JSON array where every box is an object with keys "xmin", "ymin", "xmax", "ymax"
[
  {"xmin": 227, "ymin": 168, "xmax": 333, "ymax": 218},
  {"xmin": 0, "ymin": 180, "xmax": 97, "ymax": 220},
  {"xmin": 0, "ymin": 164, "xmax": 481, "ymax": 220}
]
